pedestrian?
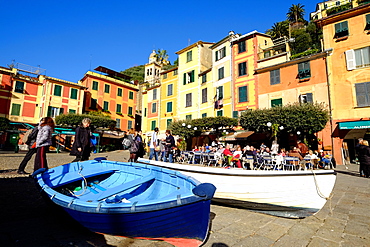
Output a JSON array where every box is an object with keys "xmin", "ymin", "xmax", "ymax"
[
  {"xmin": 128, "ymin": 129, "xmax": 141, "ymax": 162},
  {"xmin": 17, "ymin": 118, "xmax": 44, "ymax": 174},
  {"xmin": 297, "ymin": 140, "xmax": 308, "ymax": 157},
  {"xmin": 355, "ymin": 138, "xmax": 365, "ymax": 176},
  {"xmin": 149, "ymin": 127, "xmax": 159, "ymax": 161},
  {"xmin": 164, "ymin": 129, "xmax": 175, "ymax": 163},
  {"xmin": 34, "ymin": 117, "xmax": 55, "ymax": 172},
  {"xmin": 357, "ymin": 140, "xmax": 370, "ymax": 178},
  {"xmin": 70, "ymin": 118, "xmax": 92, "ymax": 162},
  {"xmin": 137, "ymin": 130, "xmax": 145, "ymax": 158}
]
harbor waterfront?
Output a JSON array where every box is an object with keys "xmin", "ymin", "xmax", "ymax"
[{"xmin": 0, "ymin": 150, "xmax": 369, "ymax": 247}]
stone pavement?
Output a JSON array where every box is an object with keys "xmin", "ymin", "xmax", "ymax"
[{"xmin": 0, "ymin": 150, "xmax": 369, "ymax": 246}]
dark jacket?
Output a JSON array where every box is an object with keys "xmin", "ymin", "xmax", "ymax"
[
  {"xmin": 357, "ymin": 144, "xmax": 370, "ymax": 166},
  {"xmin": 26, "ymin": 127, "xmax": 39, "ymax": 148},
  {"xmin": 70, "ymin": 126, "xmax": 91, "ymax": 156},
  {"xmin": 165, "ymin": 135, "xmax": 175, "ymax": 151}
]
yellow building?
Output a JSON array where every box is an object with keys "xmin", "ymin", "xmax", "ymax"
[
  {"xmin": 175, "ymin": 41, "xmax": 214, "ymax": 120},
  {"xmin": 315, "ymin": 1, "xmax": 370, "ymax": 164},
  {"xmin": 160, "ymin": 67, "xmax": 178, "ymax": 130}
]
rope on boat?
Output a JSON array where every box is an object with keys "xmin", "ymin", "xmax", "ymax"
[
  {"xmin": 311, "ymin": 169, "xmax": 334, "ymax": 215},
  {"xmin": 67, "ymin": 163, "xmax": 88, "ymax": 197}
]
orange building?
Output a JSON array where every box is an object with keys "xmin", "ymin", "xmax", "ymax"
[
  {"xmin": 80, "ymin": 66, "xmax": 138, "ymax": 131},
  {"xmin": 315, "ymin": 2, "xmax": 370, "ymax": 164}
]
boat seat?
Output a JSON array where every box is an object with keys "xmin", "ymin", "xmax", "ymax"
[
  {"xmin": 45, "ymin": 168, "xmax": 118, "ymax": 187},
  {"xmin": 81, "ymin": 174, "xmax": 156, "ymax": 201}
]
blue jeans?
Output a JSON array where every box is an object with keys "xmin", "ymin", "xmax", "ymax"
[
  {"xmin": 164, "ymin": 151, "xmax": 173, "ymax": 163},
  {"xmin": 149, "ymin": 148, "xmax": 158, "ymax": 161}
]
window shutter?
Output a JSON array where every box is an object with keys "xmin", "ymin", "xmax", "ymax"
[
  {"xmin": 215, "ymin": 51, "xmax": 218, "ymax": 61},
  {"xmin": 59, "ymin": 107, "xmax": 64, "ymax": 115},
  {"xmin": 233, "ymin": 111, "xmax": 239, "ymax": 118},
  {"xmin": 47, "ymin": 106, "xmax": 52, "ymax": 117},
  {"xmin": 355, "ymin": 83, "xmax": 368, "ymax": 107},
  {"xmin": 183, "ymin": 73, "xmax": 187, "ymax": 85},
  {"xmin": 190, "ymin": 70, "xmax": 195, "ymax": 82},
  {"xmin": 306, "ymin": 93, "xmax": 313, "ymax": 103},
  {"xmin": 345, "ymin": 50, "xmax": 356, "ymax": 70}
]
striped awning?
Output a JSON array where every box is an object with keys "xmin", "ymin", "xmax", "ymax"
[{"xmin": 220, "ymin": 131, "xmax": 254, "ymax": 141}]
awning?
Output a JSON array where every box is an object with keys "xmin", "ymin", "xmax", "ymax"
[
  {"xmin": 102, "ymin": 131, "xmax": 126, "ymax": 139},
  {"xmin": 338, "ymin": 120, "xmax": 370, "ymax": 130},
  {"xmin": 220, "ymin": 131, "xmax": 254, "ymax": 141}
]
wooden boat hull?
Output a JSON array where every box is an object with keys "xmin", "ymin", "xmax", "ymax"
[
  {"xmin": 139, "ymin": 158, "xmax": 337, "ymax": 218},
  {"xmin": 34, "ymin": 159, "xmax": 216, "ymax": 247}
]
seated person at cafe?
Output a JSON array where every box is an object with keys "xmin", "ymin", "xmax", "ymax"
[
  {"xmin": 303, "ymin": 150, "xmax": 319, "ymax": 169},
  {"xmin": 231, "ymin": 146, "xmax": 243, "ymax": 168}
]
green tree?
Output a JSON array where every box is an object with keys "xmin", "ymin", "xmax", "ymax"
[
  {"xmin": 0, "ymin": 117, "xmax": 10, "ymax": 131},
  {"xmin": 121, "ymin": 65, "xmax": 145, "ymax": 83},
  {"xmin": 55, "ymin": 113, "xmax": 116, "ymax": 129},
  {"xmin": 290, "ymin": 28, "xmax": 312, "ymax": 54},
  {"xmin": 266, "ymin": 21, "xmax": 289, "ymax": 39},
  {"xmin": 287, "ymin": 3, "xmax": 305, "ymax": 24},
  {"xmin": 154, "ymin": 49, "xmax": 170, "ymax": 65}
]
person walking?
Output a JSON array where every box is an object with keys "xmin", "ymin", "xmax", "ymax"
[
  {"xmin": 357, "ymin": 140, "xmax": 370, "ymax": 178},
  {"xmin": 128, "ymin": 129, "xmax": 141, "ymax": 162},
  {"xmin": 34, "ymin": 117, "xmax": 55, "ymax": 172},
  {"xmin": 149, "ymin": 127, "xmax": 159, "ymax": 161},
  {"xmin": 70, "ymin": 118, "xmax": 92, "ymax": 162},
  {"xmin": 164, "ymin": 130, "xmax": 175, "ymax": 163},
  {"xmin": 17, "ymin": 119, "xmax": 44, "ymax": 174}
]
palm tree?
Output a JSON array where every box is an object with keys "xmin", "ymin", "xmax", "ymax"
[
  {"xmin": 266, "ymin": 21, "xmax": 289, "ymax": 39},
  {"xmin": 287, "ymin": 3, "xmax": 305, "ymax": 24},
  {"xmin": 154, "ymin": 49, "xmax": 169, "ymax": 66}
]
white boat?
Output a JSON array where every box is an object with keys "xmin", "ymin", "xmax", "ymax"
[{"xmin": 138, "ymin": 158, "xmax": 337, "ymax": 218}]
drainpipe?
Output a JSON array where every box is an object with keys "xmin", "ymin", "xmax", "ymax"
[{"xmin": 324, "ymin": 48, "xmax": 335, "ymax": 162}]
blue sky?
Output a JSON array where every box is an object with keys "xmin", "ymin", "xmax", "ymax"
[{"xmin": 1, "ymin": 0, "xmax": 319, "ymax": 83}]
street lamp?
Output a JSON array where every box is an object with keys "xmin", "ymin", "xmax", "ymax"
[
  {"xmin": 193, "ymin": 127, "xmax": 197, "ymax": 130},
  {"xmin": 187, "ymin": 125, "xmax": 192, "ymax": 129},
  {"xmin": 267, "ymin": 122, "xmax": 272, "ymax": 127},
  {"xmin": 297, "ymin": 131, "xmax": 301, "ymax": 135},
  {"xmin": 182, "ymin": 123, "xmax": 186, "ymax": 127}
]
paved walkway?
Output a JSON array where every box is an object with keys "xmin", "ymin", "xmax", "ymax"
[{"xmin": 0, "ymin": 150, "xmax": 369, "ymax": 246}]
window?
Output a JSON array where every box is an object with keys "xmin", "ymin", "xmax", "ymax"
[
  {"xmin": 186, "ymin": 93, "xmax": 192, "ymax": 107},
  {"xmin": 116, "ymin": 104, "xmax": 122, "ymax": 113},
  {"xmin": 215, "ymin": 47, "xmax": 226, "ymax": 61},
  {"xmin": 47, "ymin": 106, "xmax": 64, "ymax": 117},
  {"xmin": 11, "ymin": 103, "xmax": 21, "ymax": 116},
  {"xmin": 117, "ymin": 88, "xmax": 122, "ymax": 97},
  {"xmin": 335, "ymin": 1, "xmax": 340, "ymax": 6},
  {"xmin": 238, "ymin": 86, "xmax": 248, "ymax": 103},
  {"xmin": 69, "ymin": 109, "xmax": 76, "ymax": 114},
  {"xmin": 104, "ymin": 84, "xmax": 110, "ymax": 93},
  {"xmin": 186, "ymin": 50, "xmax": 192, "ymax": 62},
  {"xmin": 218, "ymin": 67, "xmax": 224, "ymax": 80},
  {"xmin": 202, "ymin": 113, "xmax": 207, "ymax": 118},
  {"xmin": 128, "ymin": 106, "xmax": 133, "ymax": 115},
  {"xmin": 271, "ymin": 98, "xmax": 283, "ymax": 107},
  {"xmin": 216, "ymin": 86, "xmax": 223, "ymax": 100},
  {"xmin": 14, "ymin": 81, "xmax": 24, "ymax": 93},
  {"xmin": 216, "ymin": 110, "xmax": 223, "ymax": 116},
  {"xmin": 90, "ymin": 98, "xmax": 97, "ymax": 109},
  {"xmin": 152, "ymin": 102, "xmax": 157, "ymax": 113},
  {"xmin": 103, "ymin": 101, "xmax": 109, "ymax": 111},
  {"xmin": 345, "ymin": 48, "xmax": 370, "ymax": 70},
  {"xmin": 183, "ymin": 70, "xmax": 195, "ymax": 84},
  {"xmin": 153, "ymin": 88, "xmax": 157, "ymax": 100},
  {"xmin": 167, "ymin": 84, "xmax": 173, "ymax": 96},
  {"xmin": 163, "ymin": 73, "xmax": 167, "ymax": 79},
  {"xmin": 116, "ymin": 119, "xmax": 121, "ymax": 128},
  {"xmin": 299, "ymin": 93, "xmax": 313, "ymax": 104},
  {"xmin": 144, "ymin": 108, "xmax": 147, "ymax": 117},
  {"xmin": 366, "ymin": 14, "xmax": 370, "ymax": 30},
  {"xmin": 355, "ymin": 82, "xmax": 370, "ymax": 107},
  {"xmin": 202, "ymin": 88, "xmax": 207, "ymax": 103},
  {"xmin": 298, "ymin": 61, "xmax": 311, "ymax": 79},
  {"xmin": 128, "ymin": 120, "xmax": 133, "ymax": 130},
  {"xmin": 129, "ymin": 91, "xmax": 134, "ymax": 99},
  {"xmin": 270, "ymin": 69, "xmax": 281, "ymax": 85},
  {"xmin": 70, "ymin": 88, "xmax": 78, "ymax": 99},
  {"xmin": 238, "ymin": 62, "xmax": 247, "ymax": 76},
  {"xmin": 166, "ymin": 102, "xmax": 173, "ymax": 112},
  {"xmin": 238, "ymin": 41, "xmax": 246, "ymax": 53},
  {"xmin": 334, "ymin": 21, "xmax": 349, "ymax": 39},
  {"xmin": 54, "ymin": 85, "xmax": 62, "ymax": 96},
  {"xmin": 173, "ymin": 69, "xmax": 178, "ymax": 75},
  {"xmin": 202, "ymin": 74, "xmax": 207, "ymax": 84},
  {"xmin": 233, "ymin": 111, "xmax": 239, "ymax": 119},
  {"xmin": 92, "ymin": 81, "xmax": 98, "ymax": 90},
  {"xmin": 186, "ymin": 114, "xmax": 192, "ymax": 120},
  {"xmin": 151, "ymin": 120, "xmax": 156, "ymax": 130},
  {"xmin": 167, "ymin": 119, "xmax": 173, "ymax": 129}
]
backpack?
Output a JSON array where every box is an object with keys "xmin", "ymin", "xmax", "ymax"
[
  {"xmin": 122, "ymin": 138, "xmax": 131, "ymax": 149},
  {"xmin": 23, "ymin": 128, "xmax": 38, "ymax": 145}
]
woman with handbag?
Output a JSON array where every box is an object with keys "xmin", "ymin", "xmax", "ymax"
[
  {"xmin": 128, "ymin": 129, "xmax": 142, "ymax": 162},
  {"xmin": 70, "ymin": 118, "xmax": 92, "ymax": 162},
  {"xmin": 34, "ymin": 117, "xmax": 55, "ymax": 172}
]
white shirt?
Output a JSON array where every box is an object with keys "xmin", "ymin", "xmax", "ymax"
[{"xmin": 149, "ymin": 132, "xmax": 158, "ymax": 148}]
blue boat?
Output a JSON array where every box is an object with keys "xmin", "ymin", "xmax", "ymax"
[{"xmin": 34, "ymin": 158, "xmax": 216, "ymax": 247}]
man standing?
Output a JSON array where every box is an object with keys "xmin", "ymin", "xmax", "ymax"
[
  {"xmin": 164, "ymin": 129, "xmax": 175, "ymax": 163},
  {"xmin": 297, "ymin": 140, "xmax": 308, "ymax": 157},
  {"xmin": 149, "ymin": 127, "xmax": 159, "ymax": 161}
]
